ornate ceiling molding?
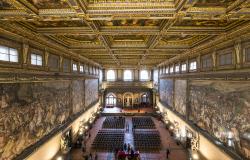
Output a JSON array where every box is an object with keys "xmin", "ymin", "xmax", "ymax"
[{"xmin": 0, "ymin": 0, "xmax": 249, "ymax": 68}]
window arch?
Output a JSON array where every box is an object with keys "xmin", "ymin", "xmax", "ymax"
[
  {"xmin": 107, "ymin": 69, "xmax": 115, "ymax": 81},
  {"xmin": 141, "ymin": 93, "xmax": 149, "ymax": 103},
  {"xmin": 140, "ymin": 70, "xmax": 149, "ymax": 81},
  {"xmin": 106, "ymin": 93, "xmax": 116, "ymax": 106},
  {"xmin": 124, "ymin": 70, "xmax": 132, "ymax": 81}
]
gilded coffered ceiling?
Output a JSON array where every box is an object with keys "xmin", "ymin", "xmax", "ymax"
[{"xmin": 0, "ymin": 0, "xmax": 250, "ymax": 68}]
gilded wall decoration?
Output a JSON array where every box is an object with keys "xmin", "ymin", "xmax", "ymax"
[
  {"xmin": 194, "ymin": 0, "xmax": 235, "ymax": 8},
  {"xmin": 27, "ymin": 0, "xmax": 70, "ymax": 9},
  {"xmin": 111, "ymin": 35, "xmax": 147, "ymax": 42},
  {"xmin": 189, "ymin": 80, "xmax": 250, "ymax": 159},
  {"xmin": 159, "ymin": 79, "xmax": 173, "ymax": 108},
  {"xmin": 174, "ymin": 20, "xmax": 232, "ymax": 27},
  {"xmin": 28, "ymin": 20, "xmax": 87, "ymax": 28},
  {"xmin": 0, "ymin": 1, "xmax": 15, "ymax": 10},
  {"xmin": 85, "ymin": 79, "xmax": 99, "ymax": 107},
  {"xmin": 174, "ymin": 80, "xmax": 187, "ymax": 116},
  {"xmin": 162, "ymin": 35, "xmax": 193, "ymax": 42},
  {"xmin": 63, "ymin": 35, "xmax": 97, "ymax": 43},
  {"xmin": 100, "ymin": 19, "xmax": 161, "ymax": 27},
  {"xmin": 0, "ymin": 81, "xmax": 71, "ymax": 159}
]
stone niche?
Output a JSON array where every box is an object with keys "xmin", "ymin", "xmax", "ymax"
[
  {"xmin": 0, "ymin": 79, "xmax": 97, "ymax": 160},
  {"xmin": 189, "ymin": 80, "xmax": 250, "ymax": 159}
]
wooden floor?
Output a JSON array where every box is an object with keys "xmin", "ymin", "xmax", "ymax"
[{"xmin": 70, "ymin": 115, "xmax": 188, "ymax": 160}]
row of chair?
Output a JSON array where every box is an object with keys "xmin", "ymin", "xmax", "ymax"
[
  {"xmin": 133, "ymin": 131, "xmax": 161, "ymax": 152},
  {"xmin": 102, "ymin": 116, "xmax": 125, "ymax": 129},
  {"xmin": 92, "ymin": 130, "xmax": 124, "ymax": 151},
  {"xmin": 132, "ymin": 117, "xmax": 155, "ymax": 129}
]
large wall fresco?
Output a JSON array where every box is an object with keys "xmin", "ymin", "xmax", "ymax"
[
  {"xmin": 0, "ymin": 81, "xmax": 71, "ymax": 160},
  {"xmin": 85, "ymin": 79, "xmax": 99, "ymax": 107},
  {"xmin": 174, "ymin": 80, "xmax": 187, "ymax": 116},
  {"xmin": 159, "ymin": 79, "xmax": 174, "ymax": 108},
  {"xmin": 189, "ymin": 80, "xmax": 250, "ymax": 159},
  {"xmin": 72, "ymin": 80, "xmax": 85, "ymax": 114}
]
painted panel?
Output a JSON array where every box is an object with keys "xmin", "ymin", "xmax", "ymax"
[
  {"xmin": 159, "ymin": 79, "xmax": 174, "ymax": 107},
  {"xmin": 189, "ymin": 80, "xmax": 250, "ymax": 159},
  {"xmin": 72, "ymin": 80, "xmax": 85, "ymax": 114},
  {"xmin": 0, "ymin": 81, "xmax": 71, "ymax": 159},
  {"xmin": 85, "ymin": 79, "xmax": 98, "ymax": 107},
  {"xmin": 174, "ymin": 80, "xmax": 187, "ymax": 116}
]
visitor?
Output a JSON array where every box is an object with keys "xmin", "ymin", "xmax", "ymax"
[
  {"xmin": 166, "ymin": 148, "xmax": 170, "ymax": 159},
  {"xmin": 89, "ymin": 153, "xmax": 93, "ymax": 160},
  {"xmin": 94, "ymin": 153, "xmax": 98, "ymax": 160},
  {"xmin": 127, "ymin": 143, "xmax": 131, "ymax": 153},
  {"xmin": 124, "ymin": 143, "xmax": 127, "ymax": 151},
  {"xmin": 131, "ymin": 148, "xmax": 134, "ymax": 158}
]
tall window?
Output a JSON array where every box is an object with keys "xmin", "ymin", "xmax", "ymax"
[
  {"xmin": 140, "ymin": 70, "xmax": 149, "ymax": 81},
  {"xmin": 72, "ymin": 63, "xmax": 77, "ymax": 71},
  {"xmin": 80, "ymin": 65, "xmax": 84, "ymax": 73},
  {"xmin": 31, "ymin": 53, "xmax": 42, "ymax": 66},
  {"xmin": 0, "ymin": 45, "xmax": 18, "ymax": 62},
  {"xmin": 124, "ymin": 70, "xmax": 132, "ymax": 81},
  {"xmin": 107, "ymin": 69, "xmax": 115, "ymax": 81},
  {"xmin": 175, "ymin": 65, "xmax": 180, "ymax": 73},
  {"xmin": 99, "ymin": 69, "xmax": 103, "ymax": 83},
  {"xmin": 170, "ymin": 66, "xmax": 174, "ymax": 73},
  {"xmin": 189, "ymin": 60, "xmax": 197, "ymax": 71},
  {"xmin": 166, "ymin": 67, "xmax": 169, "ymax": 74},
  {"xmin": 181, "ymin": 63, "xmax": 187, "ymax": 72},
  {"xmin": 202, "ymin": 55, "xmax": 213, "ymax": 69},
  {"xmin": 219, "ymin": 53, "xmax": 232, "ymax": 66}
]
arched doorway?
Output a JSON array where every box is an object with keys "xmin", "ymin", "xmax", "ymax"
[
  {"xmin": 141, "ymin": 93, "xmax": 149, "ymax": 107},
  {"xmin": 123, "ymin": 92, "xmax": 133, "ymax": 108},
  {"xmin": 105, "ymin": 93, "xmax": 116, "ymax": 107}
]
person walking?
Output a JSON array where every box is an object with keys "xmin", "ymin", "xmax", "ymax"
[
  {"xmin": 166, "ymin": 148, "xmax": 170, "ymax": 159},
  {"xmin": 94, "ymin": 153, "xmax": 98, "ymax": 160},
  {"xmin": 124, "ymin": 143, "xmax": 127, "ymax": 151}
]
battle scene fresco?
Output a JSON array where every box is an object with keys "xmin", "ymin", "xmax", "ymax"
[
  {"xmin": 85, "ymin": 79, "xmax": 99, "ymax": 107},
  {"xmin": 189, "ymin": 80, "xmax": 250, "ymax": 159},
  {"xmin": 174, "ymin": 80, "xmax": 187, "ymax": 116},
  {"xmin": 159, "ymin": 79, "xmax": 174, "ymax": 108},
  {"xmin": 0, "ymin": 81, "xmax": 72, "ymax": 160},
  {"xmin": 72, "ymin": 80, "xmax": 85, "ymax": 114}
]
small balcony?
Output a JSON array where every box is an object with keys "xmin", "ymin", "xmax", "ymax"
[{"xmin": 102, "ymin": 80, "xmax": 153, "ymax": 89}]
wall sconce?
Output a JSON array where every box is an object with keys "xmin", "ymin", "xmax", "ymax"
[{"xmin": 169, "ymin": 125, "xmax": 174, "ymax": 130}]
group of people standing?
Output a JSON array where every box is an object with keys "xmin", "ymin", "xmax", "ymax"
[{"xmin": 115, "ymin": 143, "xmax": 140, "ymax": 160}]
